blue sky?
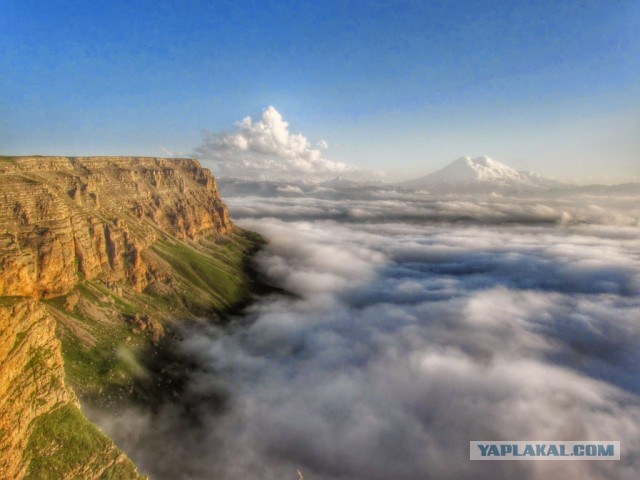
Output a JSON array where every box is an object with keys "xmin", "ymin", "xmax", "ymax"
[{"xmin": 1, "ymin": 0, "xmax": 638, "ymax": 182}]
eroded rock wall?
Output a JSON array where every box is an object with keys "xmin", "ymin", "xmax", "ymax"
[
  {"xmin": 0, "ymin": 157, "xmax": 231, "ymax": 298},
  {"xmin": 0, "ymin": 156, "xmax": 233, "ymax": 479},
  {"xmin": 0, "ymin": 299, "xmax": 73, "ymax": 479}
]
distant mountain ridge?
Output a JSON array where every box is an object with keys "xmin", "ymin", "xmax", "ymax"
[{"xmin": 400, "ymin": 156, "xmax": 556, "ymax": 192}]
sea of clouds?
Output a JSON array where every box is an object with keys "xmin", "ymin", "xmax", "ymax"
[{"xmin": 89, "ymin": 181, "xmax": 640, "ymax": 480}]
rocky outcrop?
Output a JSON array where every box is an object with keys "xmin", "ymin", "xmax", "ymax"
[
  {"xmin": 0, "ymin": 156, "xmax": 241, "ymax": 480},
  {"xmin": 0, "ymin": 157, "xmax": 231, "ymax": 298},
  {"xmin": 0, "ymin": 299, "xmax": 73, "ymax": 479},
  {"xmin": 0, "ymin": 299, "xmax": 145, "ymax": 479}
]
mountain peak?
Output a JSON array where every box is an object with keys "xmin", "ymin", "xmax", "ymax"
[{"xmin": 400, "ymin": 156, "xmax": 551, "ymax": 192}]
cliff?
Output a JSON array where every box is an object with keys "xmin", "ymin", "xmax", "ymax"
[
  {"xmin": 0, "ymin": 299, "xmax": 142, "ymax": 479},
  {"xmin": 0, "ymin": 156, "xmax": 231, "ymax": 298},
  {"xmin": 0, "ymin": 156, "xmax": 259, "ymax": 479}
]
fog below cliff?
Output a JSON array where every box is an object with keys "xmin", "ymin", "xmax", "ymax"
[{"xmin": 90, "ymin": 181, "xmax": 640, "ymax": 480}]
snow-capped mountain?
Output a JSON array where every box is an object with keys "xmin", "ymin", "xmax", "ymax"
[{"xmin": 400, "ymin": 156, "xmax": 553, "ymax": 192}]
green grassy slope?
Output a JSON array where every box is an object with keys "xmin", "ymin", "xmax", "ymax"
[
  {"xmin": 25, "ymin": 403, "xmax": 143, "ymax": 480},
  {"xmin": 51, "ymin": 228, "xmax": 264, "ymax": 403}
]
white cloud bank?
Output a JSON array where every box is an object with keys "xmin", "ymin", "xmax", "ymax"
[
  {"xmin": 194, "ymin": 106, "xmax": 366, "ymax": 180},
  {"xmin": 88, "ymin": 188, "xmax": 640, "ymax": 480}
]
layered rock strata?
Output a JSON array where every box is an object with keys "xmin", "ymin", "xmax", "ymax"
[
  {"xmin": 0, "ymin": 156, "xmax": 231, "ymax": 298},
  {"xmin": 0, "ymin": 156, "xmax": 237, "ymax": 479}
]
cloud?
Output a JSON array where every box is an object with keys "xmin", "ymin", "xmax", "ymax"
[
  {"xmin": 87, "ymin": 188, "xmax": 640, "ymax": 480},
  {"xmin": 217, "ymin": 178, "xmax": 640, "ymax": 227},
  {"xmin": 194, "ymin": 106, "xmax": 361, "ymax": 180}
]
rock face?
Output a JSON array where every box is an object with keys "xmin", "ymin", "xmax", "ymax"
[
  {"xmin": 0, "ymin": 299, "xmax": 74, "ymax": 479},
  {"xmin": 0, "ymin": 299, "xmax": 143, "ymax": 479},
  {"xmin": 0, "ymin": 156, "xmax": 231, "ymax": 298},
  {"xmin": 0, "ymin": 156, "xmax": 240, "ymax": 480}
]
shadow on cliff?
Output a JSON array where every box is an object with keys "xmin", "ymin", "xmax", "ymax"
[{"xmin": 123, "ymin": 234, "xmax": 291, "ymax": 421}]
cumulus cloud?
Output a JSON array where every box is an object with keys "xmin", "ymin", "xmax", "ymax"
[
  {"xmin": 194, "ymin": 106, "xmax": 364, "ymax": 180},
  {"xmin": 88, "ymin": 188, "xmax": 640, "ymax": 480}
]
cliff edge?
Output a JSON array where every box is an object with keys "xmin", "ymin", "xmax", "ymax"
[
  {"xmin": 0, "ymin": 156, "xmax": 259, "ymax": 479},
  {"xmin": 0, "ymin": 156, "xmax": 231, "ymax": 298}
]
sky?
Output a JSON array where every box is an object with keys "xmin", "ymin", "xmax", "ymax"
[{"xmin": 1, "ymin": 0, "xmax": 639, "ymax": 183}]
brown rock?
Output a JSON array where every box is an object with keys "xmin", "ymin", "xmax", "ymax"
[
  {"xmin": 0, "ymin": 157, "xmax": 233, "ymax": 479},
  {"xmin": 0, "ymin": 300, "xmax": 75, "ymax": 479},
  {"xmin": 63, "ymin": 292, "xmax": 79, "ymax": 312},
  {"xmin": 0, "ymin": 156, "xmax": 232, "ymax": 299}
]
